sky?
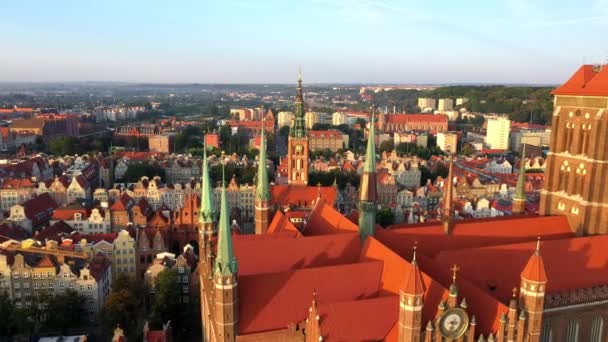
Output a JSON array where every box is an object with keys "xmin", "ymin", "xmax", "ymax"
[{"xmin": 0, "ymin": 0, "xmax": 607, "ymax": 84}]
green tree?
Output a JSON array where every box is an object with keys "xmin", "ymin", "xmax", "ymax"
[
  {"xmin": 122, "ymin": 163, "xmax": 166, "ymax": 183},
  {"xmin": 376, "ymin": 208, "xmax": 395, "ymax": 227},
  {"xmin": 461, "ymin": 143, "xmax": 476, "ymax": 156},
  {"xmin": 102, "ymin": 274, "xmax": 146, "ymax": 341},
  {"xmin": 0, "ymin": 288, "xmax": 18, "ymax": 337},
  {"xmin": 45, "ymin": 289, "xmax": 88, "ymax": 334},
  {"xmin": 379, "ymin": 140, "xmax": 394, "ymax": 153},
  {"xmin": 150, "ymin": 269, "xmax": 180, "ymax": 330}
]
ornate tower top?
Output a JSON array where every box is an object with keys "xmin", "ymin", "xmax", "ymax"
[
  {"xmin": 214, "ymin": 166, "xmax": 238, "ymax": 277},
  {"xmin": 256, "ymin": 118, "xmax": 270, "ymax": 201},
  {"xmin": 291, "ymin": 68, "xmax": 307, "ymax": 138},
  {"xmin": 199, "ymin": 137, "xmax": 216, "ymax": 224}
]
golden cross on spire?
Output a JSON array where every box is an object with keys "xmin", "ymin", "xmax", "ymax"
[
  {"xmin": 536, "ymin": 236, "xmax": 541, "ymax": 254},
  {"xmin": 451, "ymin": 264, "xmax": 460, "ymax": 284}
]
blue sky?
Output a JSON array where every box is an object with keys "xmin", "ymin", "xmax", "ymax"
[{"xmin": 0, "ymin": 0, "xmax": 607, "ymax": 84}]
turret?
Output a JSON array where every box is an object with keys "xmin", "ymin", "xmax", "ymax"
[
  {"xmin": 358, "ymin": 108, "xmax": 378, "ymax": 240},
  {"xmin": 399, "ymin": 247, "xmax": 425, "ymax": 342},
  {"xmin": 199, "ymin": 137, "xmax": 217, "ymax": 233},
  {"xmin": 214, "ymin": 166, "xmax": 239, "ymax": 342},
  {"xmin": 305, "ymin": 291, "xmax": 322, "ymax": 342},
  {"xmin": 255, "ymin": 119, "xmax": 271, "ymax": 234},
  {"xmin": 512, "ymin": 145, "xmax": 527, "ymax": 214},
  {"xmin": 519, "ymin": 238, "xmax": 547, "ymax": 342},
  {"xmin": 441, "ymin": 157, "xmax": 455, "ymax": 234}
]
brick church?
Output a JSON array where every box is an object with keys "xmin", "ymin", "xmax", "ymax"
[{"xmin": 199, "ymin": 65, "xmax": 608, "ymax": 342}]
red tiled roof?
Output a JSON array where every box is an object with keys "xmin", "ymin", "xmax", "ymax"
[
  {"xmin": 266, "ymin": 211, "xmax": 301, "ymax": 236},
  {"xmin": 318, "ymin": 296, "xmax": 399, "ymax": 341},
  {"xmin": 1, "ymin": 178, "xmax": 34, "ymax": 189},
  {"xmin": 0, "ymin": 223, "xmax": 27, "ymax": 242},
  {"xmin": 23, "ymin": 193, "xmax": 58, "ymax": 226},
  {"xmin": 238, "ymin": 261, "xmax": 383, "ymax": 334},
  {"xmin": 403, "ymin": 258, "xmax": 425, "ymax": 296},
  {"xmin": 433, "ymin": 236, "xmax": 608, "ymax": 304},
  {"xmin": 234, "ymin": 233, "xmax": 361, "ymax": 276},
  {"xmin": 111, "ymin": 193, "xmax": 133, "ymax": 211},
  {"xmin": 35, "ymin": 221, "xmax": 74, "ymax": 242},
  {"xmin": 304, "ymin": 198, "xmax": 358, "ymax": 236},
  {"xmin": 552, "ymin": 64, "xmax": 608, "ymax": 96},
  {"xmin": 271, "ymin": 185, "xmax": 337, "ymax": 208},
  {"xmin": 36, "ymin": 255, "xmax": 55, "ymax": 268},
  {"xmin": 521, "ymin": 248, "xmax": 547, "ymax": 283},
  {"xmin": 0, "ymin": 107, "xmax": 33, "ymax": 113},
  {"xmin": 379, "ymin": 215, "xmax": 574, "ymax": 258},
  {"xmin": 52, "ymin": 207, "xmax": 89, "ymax": 221},
  {"xmin": 385, "ymin": 114, "xmax": 448, "ymax": 124}
]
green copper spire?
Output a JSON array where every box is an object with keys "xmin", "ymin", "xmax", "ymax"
[
  {"xmin": 290, "ymin": 67, "xmax": 307, "ymax": 138},
  {"xmin": 214, "ymin": 165, "xmax": 238, "ymax": 276},
  {"xmin": 364, "ymin": 111, "xmax": 376, "ymax": 173},
  {"xmin": 199, "ymin": 137, "xmax": 216, "ymax": 224},
  {"xmin": 515, "ymin": 145, "xmax": 527, "ymax": 201},
  {"xmin": 256, "ymin": 120, "xmax": 270, "ymax": 201},
  {"xmin": 358, "ymin": 108, "xmax": 377, "ymax": 240}
]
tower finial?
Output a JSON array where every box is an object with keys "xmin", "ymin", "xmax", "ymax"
[
  {"xmin": 451, "ymin": 264, "xmax": 460, "ymax": 284},
  {"xmin": 298, "ymin": 65, "xmax": 302, "ymax": 82},
  {"xmin": 536, "ymin": 236, "xmax": 541, "ymax": 255},
  {"xmin": 512, "ymin": 287, "xmax": 518, "ymax": 298},
  {"xmin": 412, "ymin": 243, "xmax": 418, "ymax": 264}
]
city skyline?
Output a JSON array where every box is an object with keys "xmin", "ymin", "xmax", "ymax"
[{"xmin": 0, "ymin": 0, "xmax": 607, "ymax": 84}]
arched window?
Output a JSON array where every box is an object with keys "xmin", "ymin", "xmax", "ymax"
[
  {"xmin": 560, "ymin": 160, "xmax": 571, "ymax": 192},
  {"xmin": 541, "ymin": 321, "xmax": 553, "ymax": 342},
  {"xmin": 566, "ymin": 320, "xmax": 579, "ymax": 342},
  {"xmin": 581, "ymin": 122, "xmax": 592, "ymax": 155},
  {"xmin": 591, "ymin": 316, "xmax": 604, "ymax": 342},
  {"xmin": 575, "ymin": 163, "xmax": 587, "ymax": 195}
]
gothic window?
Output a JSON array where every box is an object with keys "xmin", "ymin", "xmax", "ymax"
[
  {"xmin": 581, "ymin": 122, "xmax": 592, "ymax": 155},
  {"xmin": 591, "ymin": 316, "xmax": 604, "ymax": 342},
  {"xmin": 574, "ymin": 163, "xmax": 587, "ymax": 195},
  {"xmin": 559, "ymin": 161, "xmax": 571, "ymax": 192},
  {"xmin": 565, "ymin": 121, "xmax": 575, "ymax": 153},
  {"xmin": 565, "ymin": 320, "xmax": 579, "ymax": 342}
]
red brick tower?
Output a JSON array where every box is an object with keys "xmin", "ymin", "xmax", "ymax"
[
  {"xmin": 519, "ymin": 238, "xmax": 547, "ymax": 342},
  {"xmin": 398, "ymin": 247, "xmax": 425, "ymax": 342}
]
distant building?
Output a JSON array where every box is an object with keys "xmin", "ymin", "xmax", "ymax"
[
  {"xmin": 305, "ymin": 112, "xmax": 330, "ymax": 129},
  {"xmin": 437, "ymin": 98, "xmax": 454, "ymax": 111},
  {"xmin": 332, "ymin": 111, "xmax": 347, "ymax": 126},
  {"xmin": 417, "ymin": 97, "xmax": 436, "ymax": 112},
  {"xmin": 509, "ymin": 128, "xmax": 551, "ymax": 151},
  {"xmin": 277, "ymin": 111, "xmax": 294, "ymax": 128},
  {"xmin": 309, "ymin": 130, "xmax": 346, "ymax": 152},
  {"xmin": 149, "ymin": 134, "xmax": 175, "ymax": 154},
  {"xmin": 378, "ymin": 113, "xmax": 448, "ymax": 134},
  {"xmin": 456, "ymin": 97, "xmax": 469, "ymax": 106},
  {"xmin": 485, "ymin": 117, "xmax": 511, "ymax": 150},
  {"xmin": 437, "ymin": 132, "xmax": 458, "ymax": 154},
  {"xmin": 204, "ymin": 133, "xmax": 220, "ymax": 149}
]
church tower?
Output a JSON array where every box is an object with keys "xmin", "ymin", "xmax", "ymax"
[
  {"xmin": 512, "ymin": 145, "xmax": 527, "ymax": 215},
  {"xmin": 441, "ymin": 157, "xmax": 455, "ymax": 234},
  {"xmin": 213, "ymin": 167, "xmax": 239, "ymax": 342},
  {"xmin": 539, "ymin": 65, "xmax": 608, "ymax": 235},
  {"xmin": 287, "ymin": 69, "xmax": 309, "ymax": 186},
  {"xmin": 358, "ymin": 110, "xmax": 377, "ymax": 240},
  {"xmin": 519, "ymin": 238, "xmax": 547, "ymax": 342},
  {"xmin": 255, "ymin": 122, "xmax": 271, "ymax": 234},
  {"xmin": 199, "ymin": 137, "xmax": 218, "ymax": 342},
  {"xmin": 398, "ymin": 248, "xmax": 425, "ymax": 342}
]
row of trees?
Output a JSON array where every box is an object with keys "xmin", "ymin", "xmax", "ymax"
[
  {"xmin": 101, "ymin": 272, "xmax": 199, "ymax": 341},
  {"xmin": 0, "ymin": 288, "xmax": 88, "ymax": 338}
]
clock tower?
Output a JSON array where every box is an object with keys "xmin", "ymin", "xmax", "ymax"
[{"xmin": 287, "ymin": 69, "xmax": 309, "ymax": 186}]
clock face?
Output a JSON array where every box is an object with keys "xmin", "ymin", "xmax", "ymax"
[
  {"xmin": 295, "ymin": 144, "xmax": 303, "ymax": 152},
  {"xmin": 438, "ymin": 308, "xmax": 469, "ymax": 339}
]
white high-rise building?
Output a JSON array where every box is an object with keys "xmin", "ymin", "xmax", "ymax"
[
  {"xmin": 277, "ymin": 111, "xmax": 294, "ymax": 128},
  {"xmin": 437, "ymin": 98, "xmax": 454, "ymax": 111},
  {"xmin": 485, "ymin": 117, "xmax": 511, "ymax": 150},
  {"xmin": 437, "ymin": 132, "xmax": 458, "ymax": 154},
  {"xmin": 332, "ymin": 111, "xmax": 347, "ymax": 126},
  {"xmin": 417, "ymin": 98, "xmax": 436, "ymax": 112}
]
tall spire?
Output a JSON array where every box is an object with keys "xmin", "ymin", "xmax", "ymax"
[
  {"xmin": 442, "ymin": 157, "xmax": 455, "ymax": 234},
  {"xmin": 199, "ymin": 136, "xmax": 216, "ymax": 224},
  {"xmin": 364, "ymin": 109, "xmax": 377, "ymax": 173},
  {"xmin": 214, "ymin": 165, "xmax": 238, "ymax": 276},
  {"xmin": 358, "ymin": 106, "xmax": 377, "ymax": 240},
  {"xmin": 291, "ymin": 67, "xmax": 307, "ymax": 138},
  {"xmin": 256, "ymin": 118, "xmax": 270, "ymax": 201},
  {"xmin": 512, "ymin": 145, "xmax": 527, "ymax": 214}
]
